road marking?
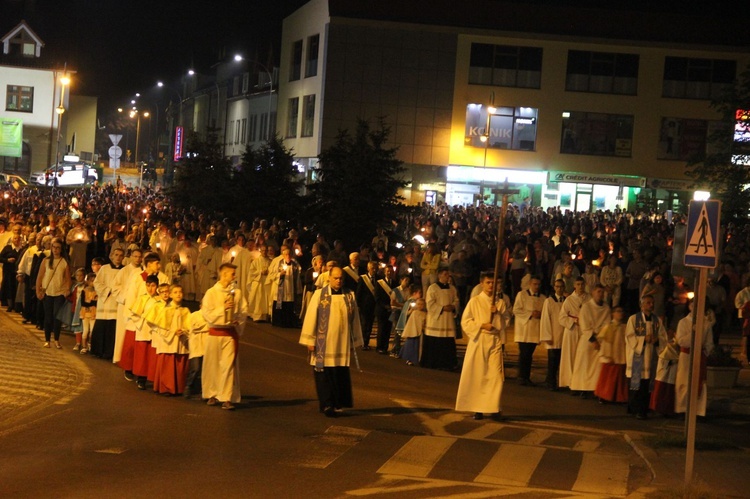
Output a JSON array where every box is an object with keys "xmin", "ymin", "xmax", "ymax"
[
  {"xmin": 572, "ymin": 439, "xmax": 600, "ymax": 452},
  {"xmin": 572, "ymin": 453, "xmax": 629, "ymax": 496},
  {"xmin": 461, "ymin": 422, "xmax": 505, "ymax": 440},
  {"xmin": 517, "ymin": 429, "xmax": 554, "ymax": 446},
  {"xmin": 347, "ymin": 477, "xmax": 459, "ymax": 496},
  {"xmin": 378, "ymin": 436, "xmax": 456, "ymax": 477},
  {"xmin": 94, "ymin": 448, "xmax": 127, "ymax": 455},
  {"xmin": 475, "ymin": 443, "xmax": 545, "ymax": 486}
]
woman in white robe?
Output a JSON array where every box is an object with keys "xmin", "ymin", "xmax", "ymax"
[{"xmin": 246, "ymin": 245, "xmax": 273, "ymax": 322}]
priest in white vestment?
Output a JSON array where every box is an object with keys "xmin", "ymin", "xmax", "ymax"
[
  {"xmin": 246, "ymin": 244, "xmax": 272, "ymax": 322},
  {"xmin": 456, "ymin": 273, "xmax": 507, "ymax": 420},
  {"xmin": 513, "ymin": 276, "xmax": 546, "ymax": 385},
  {"xmin": 113, "ymin": 248, "xmax": 143, "ymax": 367},
  {"xmin": 90, "ymin": 248, "xmax": 125, "ymax": 359},
  {"xmin": 201, "ymin": 263, "xmax": 248, "ymax": 410},
  {"xmin": 625, "ymin": 295, "xmax": 668, "ymax": 418},
  {"xmin": 570, "ymin": 284, "xmax": 610, "ymax": 394},
  {"xmin": 674, "ymin": 305, "xmax": 714, "ymax": 417},
  {"xmin": 422, "ymin": 268, "xmax": 459, "ymax": 370},
  {"xmin": 300, "ymin": 267, "xmax": 363, "ymax": 417},
  {"xmin": 558, "ymin": 278, "xmax": 590, "ymax": 388},
  {"xmin": 541, "ymin": 279, "xmax": 566, "ymax": 389}
]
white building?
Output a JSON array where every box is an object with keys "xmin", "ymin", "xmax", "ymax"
[
  {"xmin": 0, "ymin": 21, "xmax": 97, "ymax": 176},
  {"xmin": 279, "ymin": 0, "xmax": 750, "ymax": 212}
]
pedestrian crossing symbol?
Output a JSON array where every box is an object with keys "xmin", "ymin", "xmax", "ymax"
[{"xmin": 684, "ymin": 199, "xmax": 721, "ymax": 268}]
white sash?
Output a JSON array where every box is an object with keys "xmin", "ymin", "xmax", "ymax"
[
  {"xmin": 377, "ymin": 279, "xmax": 393, "ymax": 296},
  {"xmin": 361, "ymin": 274, "xmax": 375, "ymax": 296},
  {"xmin": 344, "ymin": 266, "xmax": 360, "ymax": 283}
]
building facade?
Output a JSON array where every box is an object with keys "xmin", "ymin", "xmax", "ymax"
[
  {"xmin": 279, "ymin": 0, "xmax": 750, "ymax": 211},
  {"xmin": 0, "ymin": 21, "xmax": 97, "ymax": 176}
]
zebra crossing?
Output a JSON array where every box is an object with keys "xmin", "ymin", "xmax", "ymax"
[{"xmin": 336, "ymin": 419, "xmax": 642, "ymax": 497}]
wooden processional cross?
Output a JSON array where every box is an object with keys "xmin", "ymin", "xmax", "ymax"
[{"xmin": 491, "ymin": 179, "xmax": 520, "ymax": 315}]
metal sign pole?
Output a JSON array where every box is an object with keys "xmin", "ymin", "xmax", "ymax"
[{"xmin": 684, "ymin": 267, "xmax": 707, "ymax": 484}]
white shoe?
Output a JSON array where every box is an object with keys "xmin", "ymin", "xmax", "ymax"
[
  {"xmin": 80, "ymin": 348, "xmax": 87, "ymax": 354},
  {"xmin": 73, "ymin": 344, "xmax": 81, "ymax": 351},
  {"xmin": 43, "ymin": 342, "xmax": 50, "ymax": 348}
]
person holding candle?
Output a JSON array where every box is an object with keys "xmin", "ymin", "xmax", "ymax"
[
  {"xmin": 247, "ymin": 244, "xmax": 273, "ymax": 322},
  {"xmin": 267, "ymin": 246, "xmax": 302, "ymax": 328}
]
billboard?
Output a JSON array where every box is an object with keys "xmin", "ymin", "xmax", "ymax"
[
  {"xmin": 173, "ymin": 126, "xmax": 184, "ymax": 162},
  {"xmin": 733, "ymin": 109, "xmax": 750, "ymax": 165},
  {"xmin": 0, "ymin": 118, "xmax": 23, "ymax": 157}
]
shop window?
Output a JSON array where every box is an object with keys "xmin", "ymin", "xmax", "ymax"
[
  {"xmin": 465, "ymin": 104, "xmax": 538, "ymax": 151},
  {"xmin": 6, "ymin": 85, "xmax": 34, "ymax": 112},
  {"xmin": 662, "ymin": 57, "xmax": 736, "ymax": 100},
  {"xmin": 561, "ymin": 111, "xmax": 634, "ymax": 157},
  {"xmin": 566, "ymin": 50, "xmax": 639, "ymax": 95},
  {"xmin": 469, "ymin": 43, "xmax": 542, "ymax": 89}
]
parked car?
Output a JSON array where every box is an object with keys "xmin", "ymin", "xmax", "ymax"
[
  {"xmin": 30, "ymin": 155, "xmax": 98, "ymax": 187},
  {"xmin": 0, "ymin": 173, "xmax": 29, "ymax": 189},
  {"xmin": 139, "ymin": 162, "xmax": 158, "ymax": 183}
]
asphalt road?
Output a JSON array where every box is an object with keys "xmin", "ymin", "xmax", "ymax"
[{"xmin": 1, "ymin": 312, "xmax": 748, "ymax": 498}]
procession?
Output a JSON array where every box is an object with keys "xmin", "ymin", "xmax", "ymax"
[{"xmin": 2, "ymin": 180, "xmax": 748, "ymax": 420}]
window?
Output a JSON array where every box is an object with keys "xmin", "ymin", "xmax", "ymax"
[
  {"xmin": 290, "ymin": 40, "xmax": 303, "ymax": 81},
  {"xmin": 301, "ymin": 94, "xmax": 315, "ymax": 137},
  {"xmin": 566, "ymin": 50, "xmax": 639, "ymax": 95},
  {"xmin": 287, "ymin": 97, "xmax": 299, "ymax": 138},
  {"xmin": 22, "ymin": 43, "xmax": 35, "ymax": 56},
  {"xmin": 305, "ymin": 34, "xmax": 320, "ymax": 78},
  {"xmin": 260, "ymin": 113, "xmax": 268, "ymax": 141},
  {"xmin": 657, "ymin": 117, "xmax": 723, "ymax": 161},
  {"xmin": 269, "ymin": 112, "xmax": 277, "ymax": 139},
  {"xmin": 241, "ymin": 119, "xmax": 247, "ymax": 144},
  {"xmin": 561, "ymin": 111, "xmax": 634, "ymax": 157},
  {"xmin": 5, "ymin": 85, "xmax": 34, "ymax": 112},
  {"xmin": 242, "ymin": 73, "xmax": 249, "ymax": 93},
  {"xmin": 464, "ymin": 104, "xmax": 539, "ymax": 151},
  {"xmin": 235, "ymin": 119, "xmax": 241, "ymax": 144},
  {"xmin": 249, "ymin": 115, "xmax": 258, "ymax": 142},
  {"xmin": 662, "ymin": 57, "xmax": 736, "ymax": 100},
  {"xmin": 233, "ymin": 76, "xmax": 240, "ymax": 96},
  {"xmin": 469, "ymin": 43, "xmax": 542, "ymax": 88},
  {"xmin": 226, "ymin": 121, "xmax": 234, "ymax": 146}
]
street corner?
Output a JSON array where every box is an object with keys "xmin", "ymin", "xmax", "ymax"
[{"xmin": 0, "ymin": 312, "xmax": 93, "ymax": 437}]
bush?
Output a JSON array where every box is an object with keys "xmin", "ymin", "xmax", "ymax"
[{"xmin": 706, "ymin": 345, "xmax": 742, "ymax": 368}]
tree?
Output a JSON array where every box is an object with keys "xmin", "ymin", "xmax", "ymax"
[
  {"xmin": 169, "ymin": 130, "xmax": 235, "ymax": 217},
  {"xmin": 234, "ymin": 136, "xmax": 304, "ymax": 222},
  {"xmin": 308, "ymin": 118, "xmax": 408, "ymax": 250},
  {"xmin": 686, "ymin": 66, "xmax": 750, "ymax": 223}
]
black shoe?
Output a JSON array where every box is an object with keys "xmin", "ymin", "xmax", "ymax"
[
  {"xmin": 376, "ymin": 349, "xmax": 387, "ymax": 355},
  {"xmin": 490, "ymin": 413, "xmax": 502, "ymax": 422},
  {"xmin": 636, "ymin": 413, "xmax": 647, "ymax": 420},
  {"xmin": 124, "ymin": 371, "xmax": 135, "ymax": 381},
  {"xmin": 361, "ymin": 345, "xmax": 370, "ymax": 351},
  {"xmin": 136, "ymin": 380, "xmax": 146, "ymax": 390},
  {"xmin": 473, "ymin": 412, "xmax": 484, "ymax": 420},
  {"xmin": 323, "ymin": 407, "xmax": 337, "ymax": 418}
]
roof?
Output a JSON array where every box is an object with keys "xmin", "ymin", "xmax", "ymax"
[
  {"xmin": 326, "ymin": 0, "xmax": 750, "ymax": 49},
  {"xmin": 2, "ymin": 20, "xmax": 45, "ymax": 48}
]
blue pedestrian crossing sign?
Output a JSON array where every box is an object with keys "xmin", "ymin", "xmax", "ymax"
[{"xmin": 684, "ymin": 199, "xmax": 721, "ymax": 268}]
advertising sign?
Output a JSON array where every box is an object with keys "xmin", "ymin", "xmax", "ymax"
[
  {"xmin": 549, "ymin": 171, "xmax": 645, "ymax": 187},
  {"xmin": 0, "ymin": 118, "xmax": 23, "ymax": 157},
  {"xmin": 173, "ymin": 126, "xmax": 184, "ymax": 162},
  {"xmin": 734, "ymin": 109, "xmax": 750, "ymax": 165}
]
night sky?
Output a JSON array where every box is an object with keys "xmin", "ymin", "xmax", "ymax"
[
  {"xmin": 1, "ymin": 0, "xmax": 308, "ymax": 110},
  {"xmin": 2, "ymin": 0, "xmax": 748, "ymax": 115}
]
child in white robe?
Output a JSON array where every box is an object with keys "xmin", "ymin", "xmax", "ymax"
[{"xmin": 400, "ymin": 298, "xmax": 426, "ymax": 366}]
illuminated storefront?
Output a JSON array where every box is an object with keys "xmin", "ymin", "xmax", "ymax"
[{"xmin": 543, "ymin": 171, "xmax": 643, "ymax": 212}]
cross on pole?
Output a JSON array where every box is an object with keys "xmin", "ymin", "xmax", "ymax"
[{"xmin": 491, "ymin": 178, "xmax": 520, "ymax": 313}]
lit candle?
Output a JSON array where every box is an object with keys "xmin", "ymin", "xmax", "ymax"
[
  {"xmin": 687, "ymin": 291, "xmax": 695, "ymax": 300},
  {"xmin": 156, "ymin": 242, "xmax": 160, "ymax": 249},
  {"xmin": 3, "ymin": 193, "xmax": 8, "ymax": 199},
  {"xmin": 592, "ymin": 259, "xmax": 600, "ymax": 266},
  {"xmin": 379, "ymin": 262, "xmax": 386, "ymax": 268},
  {"xmin": 407, "ymin": 268, "xmax": 413, "ymax": 273},
  {"xmin": 313, "ymin": 271, "xmax": 319, "ymax": 279},
  {"xmin": 283, "ymin": 263, "xmax": 289, "ymax": 271},
  {"xmin": 420, "ymin": 227, "xmax": 425, "ymax": 232},
  {"xmin": 231, "ymin": 250, "xmax": 236, "ymax": 263},
  {"xmin": 609, "ymin": 250, "xmax": 614, "ymax": 255},
  {"xmin": 571, "ymin": 254, "xmax": 577, "ymax": 260},
  {"xmin": 295, "ymin": 248, "xmax": 301, "ymax": 256},
  {"xmin": 77, "ymin": 233, "xmax": 83, "ymax": 240}
]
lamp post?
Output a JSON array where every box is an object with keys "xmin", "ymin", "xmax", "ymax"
[
  {"xmin": 54, "ymin": 71, "xmax": 70, "ymax": 174},
  {"xmin": 130, "ymin": 109, "xmax": 150, "ymax": 188},
  {"xmin": 234, "ymin": 55, "xmax": 275, "ymax": 141},
  {"xmin": 478, "ymin": 92, "xmax": 496, "ymax": 205}
]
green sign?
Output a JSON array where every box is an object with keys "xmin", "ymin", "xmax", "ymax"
[{"xmin": 0, "ymin": 118, "xmax": 23, "ymax": 157}]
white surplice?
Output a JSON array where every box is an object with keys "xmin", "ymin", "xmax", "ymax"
[
  {"xmin": 557, "ymin": 292, "xmax": 589, "ymax": 387},
  {"xmin": 299, "ymin": 288, "xmax": 363, "ymax": 367},
  {"xmin": 674, "ymin": 313, "xmax": 714, "ymax": 416},
  {"xmin": 455, "ymin": 292, "xmax": 507, "ymax": 414},
  {"xmin": 425, "ymin": 283, "xmax": 459, "ymax": 338},
  {"xmin": 570, "ymin": 300, "xmax": 610, "ymax": 391}
]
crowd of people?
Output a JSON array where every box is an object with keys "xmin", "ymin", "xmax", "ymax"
[{"xmin": 2, "ymin": 179, "xmax": 749, "ymax": 419}]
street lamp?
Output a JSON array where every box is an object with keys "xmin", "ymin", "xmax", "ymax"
[
  {"xmin": 129, "ymin": 109, "xmax": 150, "ymax": 188},
  {"xmin": 54, "ymin": 71, "xmax": 71, "ymax": 175},
  {"xmin": 234, "ymin": 54, "xmax": 275, "ymax": 141},
  {"xmin": 478, "ymin": 92, "xmax": 496, "ymax": 205}
]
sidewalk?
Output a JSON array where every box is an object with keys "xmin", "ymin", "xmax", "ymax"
[{"xmin": 0, "ymin": 311, "xmax": 91, "ymax": 436}]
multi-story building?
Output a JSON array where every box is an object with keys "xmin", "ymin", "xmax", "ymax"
[
  {"xmin": 0, "ymin": 21, "xmax": 97, "ymax": 176},
  {"xmin": 279, "ymin": 0, "xmax": 750, "ymax": 211}
]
